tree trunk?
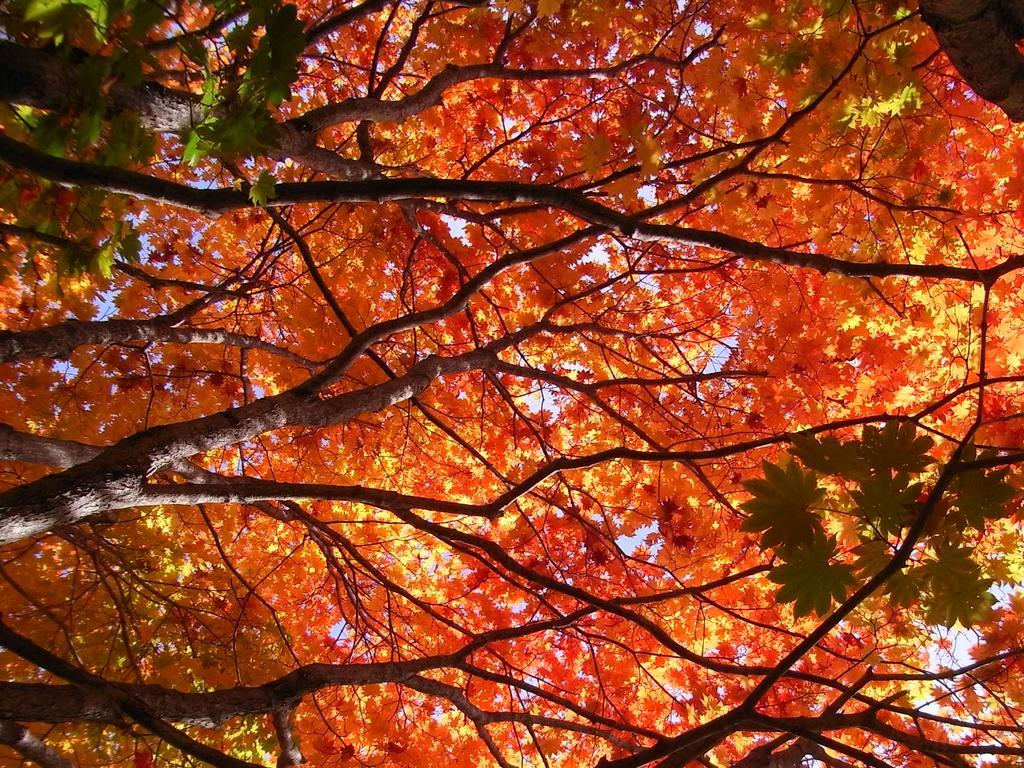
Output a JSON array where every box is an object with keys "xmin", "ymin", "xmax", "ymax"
[
  {"xmin": 0, "ymin": 40, "xmax": 202, "ymax": 132},
  {"xmin": 920, "ymin": 0, "xmax": 1024, "ymax": 121}
]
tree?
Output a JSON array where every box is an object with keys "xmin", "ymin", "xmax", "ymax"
[
  {"xmin": 1, "ymin": 0, "xmax": 1024, "ymax": 766},
  {"xmin": 918, "ymin": 0, "xmax": 1024, "ymax": 121}
]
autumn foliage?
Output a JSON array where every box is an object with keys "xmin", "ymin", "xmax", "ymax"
[{"xmin": 3, "ymin": 0, "xmax": 1024, "ymax": 766}]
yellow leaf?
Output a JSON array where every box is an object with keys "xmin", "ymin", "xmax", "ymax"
[
  {"xmin": 580, "ymin": 133, "xmax": 611, "ymax": 175},
  {"xmin": 636, "ymin": 133, "xmax": 661, "ymax": 174}
]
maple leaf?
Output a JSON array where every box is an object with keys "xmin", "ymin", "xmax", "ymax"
[
  {"xmin": 885, "ymin": 567, "xmax": 924, "ymax": 608},
  {"xmin": 851, "ymin": 539, "xmax": 897, "ymax": 580},
  {"xmin": 949, "ymin": 464, "xmax": 1017, "ymax": 530},
  {"xmin": 249, "ymin": 171, "xmax": 278, "ymax": 206},
  {"xmin": 858, "ymin": 422, "xmax": 934, "ymax": 474},
  {"xmin": 635, "ymin": 133, "xmax": 661, "ymax": 175},
  {"xmin": 921, "ymin": 543, "xmax": 996, "ymax": 628},
  {"xmin": 850, "ymin": 472, "xmax": 920, "ymax": 536},
  {"xmin": 536, "ymin": 0, "xmax": 561, "ymax": 17},
  {"xmin": 3, "ymin": 2, "xmax": 1024, "ymax": 767},
  {"xmin": 769, "ymin": 533, "xmax": 857, "ymax": 618},
  {"xmin": 740, "ymin": 461, "xmax": 825, "ymax": 551},
  {"xmin": 790, "ymin": 433, "xmax": 869, "ymax": 480},
  {"xmin": 580, "ymin": 134, "xmax": 611, "ymax": 176}
]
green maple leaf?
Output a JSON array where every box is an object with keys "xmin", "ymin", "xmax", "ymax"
[
  {"xmin": 949, "ymin": 466, "xmax": 1017, "ymax": 530},
  {"xmin": 249, "ymin": 171, "xmax": 278, "ymax": 206},
  {"xmin": 741, "ymin": 461, "xmax": 825, "ymax": 551},
  {"xmin": 851, "ymin": 472, "xmax": 920, "ymax": 536},
  {"xmin": 790, "ymin": 433, "xmax": 869, "ymax": 480},
  {"xmin": 885, "ymin": 568, "xmax": 923, "ymax": 608},
  {"xmin": 853, "ymin": 541, "xmax": 921, "ymax": 608},
  {"xmin": 769, "ymin": 533, "xmax": 857, "ymax": 618},
  {"xmin": 851, "ymin": 539, "xmax": 891, "ymax": 577},
  {"xmin": 859, "ymin": 421, "xmax": 934, "ymax": 473},
  {"xmin": 117, "ymin": 228, "xmax": 142, "ymax": 263},
  {"xmin": 922, "ymin": 542, "xmax": 995, "ymax": 627}
]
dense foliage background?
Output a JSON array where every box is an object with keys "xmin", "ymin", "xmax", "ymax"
[{"xmin": 2, "ymin": 0, "xmax": 1024, "ymax": 766}]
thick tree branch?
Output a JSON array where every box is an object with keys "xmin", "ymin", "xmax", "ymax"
[
  {"xmin": 271, "ymin": 709, "xmax": 305, "ymax": 767},
  {"xmin": 0, "ymin": 612, "xmax": 599, "ymax": 727},
  {"xmin": 0, "ymin": 424, "xmax": 101, "ymax": 467},
  {"xmin": 0, "ymin": 721, "xmax": 75, "ymax": 768},
  {"xmin": 139, "ymin": 478, "xmax": 501, "ymax": 518},
  {"xmin": 0, "ymin": 318, "xmax": 319, "ymax": 366},
  {"xmin": 3, "ymin": 133, "xmax": 1021, "ymax": 284},
  {"xmin": 0, "ymin": 345, "xmax": 498, "ymax": 543},
  {"xmin": 402, "ymin": 675, "xmax": 642, "ymax": 752},
  {"xmin": 0, "ymin": 41, "xmax": 202, "ymax": 133},
  {"xmin": 0, "ymin": 617, "xmax": 263, "ymax": 768},
  {"xmin": 921, "ymin": 0, "xmax": 1024, "ymax": 121}
]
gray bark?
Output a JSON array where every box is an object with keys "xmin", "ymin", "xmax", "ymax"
[
  {"xmin": 0, "ymin": 41, "xmax": 202, "ymax": 133},
  {"xmin": 0, "ymin": 349, "xmax": 493, "ymax": 544},
  {"xmin": 0, "ymin": 424, "xmax": 101, "ymax": 467},
  {"xmin": 921, "ymin": 0, "xmax": 1024, "ymax": 120},
  {"xmin": 0, "ymin": 317, "xmax": 317, "ymax": 366},
  {"xmin": 0, "ymin": 721, "xmax": 75, "ymax": 768},
  {"xmin": 0, "ymin": 657, "xmax": 443, "ymax": 728},
  {"xmin": 271, "ymin": 710, "xmax": 305, "ymax": 767}
]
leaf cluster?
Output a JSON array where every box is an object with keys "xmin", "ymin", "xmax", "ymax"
[
  {"xmin": 182, "ymin": 2, "xmax": 306, "ymax": 164},
  {"xmin": 742, "ymin": 423, "xmax": 1017, "ymax": 623}
]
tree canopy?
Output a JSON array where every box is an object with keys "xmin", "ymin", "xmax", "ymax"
[{"xmin": 2, "ymin": 0, "xmax": 1024, "ymax": 766}]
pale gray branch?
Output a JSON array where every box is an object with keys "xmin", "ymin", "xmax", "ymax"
[
  {"xmin": 0, "ymin": 424, "xmax": 101, "ymax": 468},
  {"xmin": 0, "ymin": 721, "xmax": 75, "ymax": 768},
  {"xmin": 0, "ymin": 318, "xmax": 317, "ymax": 367},
  {"xmin": 272, "ymin": 709, "xmax": 305, "ymax": 767}
]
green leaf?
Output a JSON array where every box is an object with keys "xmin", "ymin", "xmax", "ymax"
[
  {"xmin": 859, "ymin": 422, "xmax": 933, "ymax": 473},
  {"xmin": 117, "ymin": 227, "xmax": 142, "ymax": 263},
  {"xmin": 23, "ymin": 0, "xmax": 96, "ymax": 43},
  {"xmin": 75, "ymin": 56, "xmax": 114, "ymax": 112},
  {"xmin": 74, "ymin": 108, "xmax": 104, "ymax": 148},
  {"xmin": 763, "ymin": 42, "xmax": 811, "ymax": 76},
  {"xmin": 257, "ymin": 3, "xmax": 305, "ymax": 105},
  {"xmin": 23, "ymin": 0, "xmax": 66, "ymax": 23},
  {"xmin": 850, "ymin": 473, "xmax": 920, "ymax": 536},
  {"xmin": 950, "ymin": 466, "xmax": 1017, "ymax": 530},
  {"xmin": 922, "ymin": 542, "xmax": 995, "ymax": 627},
  {"xmin": 885, "ymin": 567, "xmax": 922, "ymax": 608},
  {"xmin": 179, "ymin": 36, "xmax": 209, "ymax": 68},
  {"xmin": 822, "ymin": 0, "xmax": 850, "ymax": 16},
  {"xmin": 182, "ymin": 129, "xmax": 205, "ymax": 165},
  {"xmin": 741, "ymin": 460, "xmax": 824, "ymax": 551},
  {"xmin": 102, "ymin": 112, "xmax": 154, "ymax": 165},
  {"xmin": 33, "ymin": 114, "xmax": 69, "ymax": 157},
  {"xmin": 126, "ymin": 0, "xmax": 165, "ymax": 42},
  {"xmin": 851, "ymin": 539, "xmax": 891, "ymax": 577},
  {"xmin": 225, "ymin": 18, "xmax": 257, "ymax": 55},
  {"xmin": 93, "ymin": 240, "xmax": 116, "ymax": 278},
  {"xmin": 210, "ymin": 0, "xmax": 243, "ymax": 13},
  {"xmin": 201, "ymin": 109, "xmax": 273, "ymax": 157},
  {"xmin": 769, "ymin": 534, "xmax": 857, "ymax": 618},
  {"xmin": 790, "ymin": 433, "xmax": 869, "ymax": 480},
  {"xmin": 249, "ymin": 171, "xmax": 277, "ymax": 206},
  {"xmin": 113, "ymin": 46, "xmax": 153, "ymax": 89},
  {"xmin": 201, "ymin": 71, "xmax": 221, "ymax": 107}
]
